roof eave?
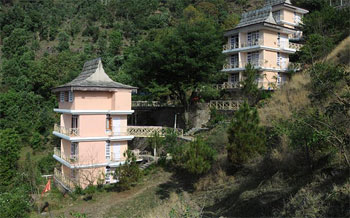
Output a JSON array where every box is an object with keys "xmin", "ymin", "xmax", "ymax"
[{"xmin": 52, "ymin": 86, "xmax": 138, "ymax": 93}]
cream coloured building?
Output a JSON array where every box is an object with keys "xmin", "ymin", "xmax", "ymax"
[{"xmin": 222, "ymin": 0, "xmax": 308, "ymax": 90}]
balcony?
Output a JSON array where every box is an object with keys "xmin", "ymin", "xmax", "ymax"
[
  {"xmin": 54, "ymin": 147, "xmax": 79, "ymax": 163},
  {"xmin": 54, "ymin": 124, "xmax": 79, "ymax": 137},
  {"xmin": 223, "ymin": 60, "xmax": 264, "ymax": 71},
  {"xmin": 223, "ymin": 39, "xmax": 264, "ymax": 52},
  {"xmin": 54, "ymin": 168, "xmax": 77, "ymax": 191}
]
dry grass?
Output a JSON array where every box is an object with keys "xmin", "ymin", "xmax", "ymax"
[
  {"xmin": 259, "ymin": 72, "xmax": 311, "ymax": 126},
  {"xmin": 325, "ymin": 36, "xmax": 350, "ymax": 66}
]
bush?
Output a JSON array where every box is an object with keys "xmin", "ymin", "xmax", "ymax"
[
  {"xmin": 114, "ymin": 150, "xmax": 142, "ymax": 191},
  {"xmin": 226, "ymin": 102, "xmax": 266, "ymax": 167},
  {"xmin": 171, "ymin": 138, "xmax": 216, "ymax": 175},
  {"xmin": 0, "ymin": 188, "xmax": 31, "ymax": 218}
]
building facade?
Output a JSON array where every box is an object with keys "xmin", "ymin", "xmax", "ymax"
[
  {"xmin": 52, "ymin": 58, "xmax": 136, "ymax": 190},
  {"xmin": 222, "ymin": 0, "xmax": 308, "ymax": 90}
]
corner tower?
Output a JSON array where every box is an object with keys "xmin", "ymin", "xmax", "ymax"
[{"xmin": 52, "ymin": 58, "xmax": 136, "ymax": 190}]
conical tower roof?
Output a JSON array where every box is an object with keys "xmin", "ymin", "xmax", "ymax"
[{"xmin": 53, "ymin": 58, "xmax": 136, "ymax": 92}]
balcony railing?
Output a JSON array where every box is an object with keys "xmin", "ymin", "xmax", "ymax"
[
  {"xmin": 209, "ymin": 100, "xmax": 242, "ymax": 111},
  {"xmin": 241, "ymin": 38, "xmax": 264, "ymax": 48},
  {"xmin": 54, "ymin": 147, "xmax": 79, "ymax": 163},
  {"xmin": 54, "ymin": 168, "xmax": 77, "ymax": 191},
  {"xmin": 223, "ymin": 39, "xmax": 264, "ymax": 51},
  {"xmin": 215, "ymin": 82, "xmax": 241, "ymax": 90},
  {"xmin": 127, "ymin": 126, "xmax": 183, "ymax": 137},
  {"xmin": 54, "ymin": 124, "xmax": 79, "ymax": 137},
  {"xmin": 289, "ymin": 42, "xmax": 303, "ymax": 51},
  {"xmin": 291, "ymin": 31, "xmax": 303, "ymax": 39},
  {"xmin": 223, "ymin": 60, "xmax": 265, "ymax": 70}
]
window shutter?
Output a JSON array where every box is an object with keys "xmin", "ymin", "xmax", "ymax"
[
  {"xmin": 68, "ymin": 91, "xmax": 74, "ymax": 102},
  {"xmin": 60, "ymin": 92, "xmax": 65, "ymax": 102},
  {"xmin": 106, "ymin": 141, "xmax": 111, "ymax": 160}
]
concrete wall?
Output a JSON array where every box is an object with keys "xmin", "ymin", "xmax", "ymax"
[{"xmin": 58, "ymin": 89, "xmax": 132, "ymax": 111}]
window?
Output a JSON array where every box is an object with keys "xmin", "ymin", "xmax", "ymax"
[
  {"xmin": 68, "ymin": 91, "xmax": 74, "ymax": 102},
  {"xmin": 105, "ymin": 167, "xmax": 111, "ymax": 183},
  {"xmin": 273, "ymin": 10, "xmax": 281, "ymax": 22},
  {"xmin": 247, "ymin": 31, "xmax": 260, "ymax": 46},
  {"xmin": 72, "ymin": 115, "xmax": 78, "ymax": 129},
  {"xmin": 230, "ymin": 54, "xmax": 239, "ymax": 68},
  {"xmin": 106, "ymin": 115, "xmax": 112, "ymax": 131},
  {"xmin": 230, "ymin": 73, "xmax": 239, "ymax": 83},
  {"xmin": 60, "ymin": 92, "xmax": 65, "ymax": 102},
  {"xmin": 277, "ymin": 32, "xmax": 281, "ymax": 47},
  {"xmin": 247, "ymin": 52, "xmax": 260, "ymax": 66},
  {"xmin": 106, "ymin": 141, "xmax": 111, "ymax": 160},
  {"xmin": 230, "ymin": 35, "xmax": 239, "ymax": 49},
  {"xmin": 277, "ymin": 52, "xmax": 281, "ymax": 66},
  {"xmin": 70, "ymin": 142, "xmax": 78, "ymax": 159}
]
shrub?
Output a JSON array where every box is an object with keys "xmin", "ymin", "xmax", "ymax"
[
  {"xmin": 0, "ymin": 188, "xmax": 31, "ymax": 218},
  {"xmin": 171, "ymin": 138, "xmax": 216, "ymax": 175},
  {"xmin": 114, "ymin": 150, "xmax": 142, "ymax": 191},
  {"xmin": 226, "ymin": 102, "xmax": 266, "ymax": 167}
]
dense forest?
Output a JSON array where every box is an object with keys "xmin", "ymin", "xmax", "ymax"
[{"xmin": 0, "ymin": 0, "xmax": 349, "ymax": 217}]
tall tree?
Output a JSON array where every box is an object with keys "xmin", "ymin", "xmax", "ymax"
[{"xmin": 125, "ymin": 6, "xmax": 223, "ymax": 123}]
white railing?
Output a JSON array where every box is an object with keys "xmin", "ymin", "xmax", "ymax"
[
  {"xmin": 291, "ymin": 31, "xmax": 303, "ymax": 39},
  {"xmin": 54, "ymin": 147, "xmax": 79, "ymax": 163},
  {"xmin": 54, "ymin": 168, "xmax": 77, "ymax": 191},
  {"xmin": 107, "ymin": 126, "xmax": 129, "ymax": 136},
  {"xmin": 54, "ymin": 124, "xmax": 79, "ymax": 136},
  {"xmin": 289, "ymin": 42, "xmax": 303, "ymax": 51},
  {"xmin": 127, "ymin": 126, "xmax": 183, "ymax": 137},
  {"xmin": 132, "ymin": 101, "xmax": 176, "ymax": 108},
  {"xmin": 209, "ymin": 100, "xmax": 241, "ymax": 111},
  {"xmin": 223, "ymin": 60, "xmax": 265, "ymax": 70},
  {"xmin": 240, "ymin": 38, "xmax": 264, "ymax": 48},
  {"xmin": 215, "ymin": 82, "xmax": 241, "ymax": 90},
  {"xmin": 223, "ymin": 43, "xmax": 239, "ymax": 51}
]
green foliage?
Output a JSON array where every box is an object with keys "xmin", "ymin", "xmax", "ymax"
[
  {"xmin": 57, "ymin": 32, "xmax": 70, "ymax": 52},
  {"xmin": 0, "ymin": 188, "xmax": 31, "ymax": 218},
  {"xmin": 171, "ymin": 138, "xmax": 216, "ymax": 175},
  {"xmin": 147, "ymin": 131, "xmax": 165, "ymax": 157},
  {"xmin": 299, "ymin": 5, "xmax": 350, "ymax": 63},
  {"xmin": 308, "ymin": 63, "xmax": 347, "ymax": 102},
  {"xmin": 0, "ymin": 129, "xmax": 20, "ymax": 188},
  {"xmin": 108, "ymin": 30, "xmax": 123, "ymax": 56},
  {"xmin": 38, "ymin": 152, "xmax": 56, "ymax": 175},
  {"xmin": 207, "ymin": 107, "xmax": 226, "ymax": 127},
  {"xmin": 241, "ymin": 63, "xmax": 263, "ymax": 104},
  {"xmin": 227, "ymin": 102, "xmax": 266, "ymax": 166},
  {"xmin": 125, "ymin": 7, "xmax": 223, "ymax": 109},
  {"xmin": 2, "ymin": 28, "xmax": 30, "ymax": 59},
  {"xmin": 114, "ymin": 150, "xmax": 143, "ymax": 191},
  {"xmin": 222, "ymin": 13, "xmax": 240, "ymax": 30},
  {"xmin": 299, "ymin": 34, "xmax": 334, "ymax": 63},
  {"xmin": 282, "ymin": 110, "xmax": 334, "ymax": 168},
  {"xmin": 30, "ymin": 132, "xmax": 43, "ymax": 151}
]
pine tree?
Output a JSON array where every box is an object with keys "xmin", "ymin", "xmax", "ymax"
[{"xmin": 226, "ymin": 102, "xmax": 266, "ymax": 166}]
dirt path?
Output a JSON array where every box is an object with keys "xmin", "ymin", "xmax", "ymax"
[{"xmin": 47, "ymin": 170, "xmax": 172, "ymax": 218}]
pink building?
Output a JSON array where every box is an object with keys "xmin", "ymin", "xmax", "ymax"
[
  {"xmin": 52, "ymin": 58, "xmax": 136, "ymax": 190},
  {"xmin": 222, "ymin": 0, "xmax": 308, "ymax": 90}
]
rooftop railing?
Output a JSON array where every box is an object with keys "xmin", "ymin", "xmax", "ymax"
[{"xmin": 215, "ymin": 82, "xmax": 241, "ymax": 90}]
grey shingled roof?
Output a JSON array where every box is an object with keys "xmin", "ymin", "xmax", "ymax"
[
  {"xmin": 53, "ymin": 58, "xmax": 136, "ymax": 92},
  {"xmin": 235, "ymin": 6, "xmax": 276, "ymax": 29},
  {"xmin": 265, "ymin": 0, "xmax": 291, "ymax": 6}
]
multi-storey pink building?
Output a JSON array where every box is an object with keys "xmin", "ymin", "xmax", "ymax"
[
  {"xmin": 222, "ymin": 0, "xmax": 308, "ymax": 90},
  {"xmin": 52, "ymin": 58, "xmax": 136, "ymax": 190}
]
